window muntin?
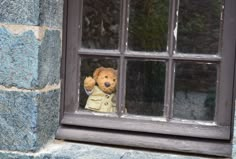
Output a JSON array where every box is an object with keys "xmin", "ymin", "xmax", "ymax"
[{"xmin": 60, "ymin": 0, "xmax": 236, "ymax": 157}]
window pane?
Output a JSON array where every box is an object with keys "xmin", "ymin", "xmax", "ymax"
[
  {"xmin": 173, "ymin": 62, "xmax": 217, "ymax": 121},
  {"xmin": 128, "ymin": 0, "xmax": 169, "ymax": 52},
  {"xmin": 82, "ymin": 0, "xmax": 120, "ymax": 49},
  {"xmin": 79, "ymin": 57, "xmax": 118, "ymax": 113},
  {"xmin": 177, "ymin": 0, "xmax": 222, "ymax": 54},
  {"xmin": 125, "ymin": 60, "xmax": 166, "ymax": 116}
]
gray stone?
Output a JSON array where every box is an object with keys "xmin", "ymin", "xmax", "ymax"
[
  {"xmin": 38, "ymin": 30, "xmax": 61, "ymax": 87},
  {"xmin": 0, "ymin": 141, "xmax": 214, "ymax": 159},
  {"xmin": 0, "ymin": 91, "xmax": 37, "ymax": 151},
  {"xmin": 121, "ymin": 151, "xmax": 208, "ymax": 159},
  {"xmin": 0, "ymin": 152, "xmax": 34, "ymax": 159},
  {"xmin": 36, "ymin": 142, "xmax": 123, "ymax": 159},
  {"xmin": 0, "ymin": 0, "xmax": 40, "ymax": 25},
  {"xmin": 0, "ymin": 89, "xmax": 60, "ymax": 152},
  {"xmin": 0, "ymin": 28, "xmax": 61, "ymax": 89},
  {"xmin": 38, "ymin": 142, "xmax": 215, "ymax": 159},
  {"xmin": 36, "ymin": 89, "xmax": 60, "ymax": 149},
  {"xmin": 0, "ymin": 28, "xmax": 39, "ymax": 88},
  {"xmin": 0, "ymin": 0, "xmax": 63, "ymax": 27},
  {"xmin": 39, "ymin": 0, "xmax": 64, "ymax": 28}
]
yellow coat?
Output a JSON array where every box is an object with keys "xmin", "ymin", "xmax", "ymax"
[{"xmin": 85, "ymin": 86, "xmax": 116, "ymax": 113}]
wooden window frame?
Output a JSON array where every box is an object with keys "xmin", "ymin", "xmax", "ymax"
[{"xmin": 57, "ymin": 0, "xmax": 236, "ymax": 157}]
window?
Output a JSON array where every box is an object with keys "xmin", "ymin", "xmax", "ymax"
[{"xmin": 57, "ymin": 0, "xmax": 236, "ymax": 157}]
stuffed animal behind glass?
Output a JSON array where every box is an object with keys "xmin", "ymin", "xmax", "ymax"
[{"xmin": 84, "ymin": 67, "xmax": 117, "ymax": 113}]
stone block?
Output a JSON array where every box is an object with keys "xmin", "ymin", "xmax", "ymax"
[
  {"xmin": 39, "ymin": 0, "xmax": 64, "ymax": 28},
  {"xmin": 36, "ymin": 89, "xmax": 61, "ymax": 149},
  {"xmin": 37, "ymin": 142, "xmax": 213, "ymax": 159},
  {"xmin": 0, "ymin": 89, "xmax": 60, "ymax": 152},
  {"xmin": 0, "ymin": 28, "xmax": 61, "ymax": 89},
  {"xmin": 0, "ymin": 141, "xmax": 221, "ymax": 159},
  {"xmin": 38, "ymin": 30, "xmax": 61, "ymax": 87},
  {"xmin": 0, "ymin": 28, "xmax": 39, "ymax": 88},
  {"xmin": 0, "ymin": 0, "xmax": 63, "ymax": 27},
  {"xmin": 0, "ymin": 0, "xmax": 40, "ymax": 25}
]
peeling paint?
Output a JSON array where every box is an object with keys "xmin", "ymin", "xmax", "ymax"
[
  {"xmin": 121, "ymin": 114, "xmax": 166, "ymax": 122},
  {"xmin": 173, "ymin": 6, "xmax": 179, "ymax": 54},
  {"xmin": 171, "ymin": 119, "xmax": 217, "ymax": 126}
]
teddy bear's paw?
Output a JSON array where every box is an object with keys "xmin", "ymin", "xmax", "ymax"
[{"xmin": 84, "ymin": 76, "xmax": 96, "ymax": 91}]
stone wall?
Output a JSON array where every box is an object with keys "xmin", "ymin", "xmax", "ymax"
[{"xmin": 0, "ymin": 0, "xmax": 63, "ymax": 152}]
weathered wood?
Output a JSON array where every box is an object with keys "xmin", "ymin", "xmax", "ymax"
[
  {"xmin": 172, "ymin": 54, "xmax": 222, "ymax": 62},
  {"xmin": 216, "ymin": 0, "xmax": 236, "ymax": 126},
  {"xmin": 61, "ymin": 113, "xmax": 230, "ymax": 140},
  {"xmin": 64, "ymin": 0, "xmax": 81, "ymax": 112},
  {"xmin": 79, "ymin": 49, "xmax": 120, "ymax": 56},
  {"xmin": 59, "ymin": 0, "xmax": 68, "ymax": 121},
  {"xmin": 56, "ymin": 126, "xmax": 232, "ymax": 157},
  {"xmin": 165, "ymin": 0, "xmax": 179, "ymax": 120},
  {"xmin": 124, "ymin": 51, "xmax": 169, "ymax": 59}
]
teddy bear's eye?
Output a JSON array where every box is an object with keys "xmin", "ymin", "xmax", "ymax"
[
  {"xmin": 113, "ymin": 79, "xmax": 116, "ymax": 82},
  {"xmin": 105, "ymin": 76, "xmax": 108, "ymax": 78}
]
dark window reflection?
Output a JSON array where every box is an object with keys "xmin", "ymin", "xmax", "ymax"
[
  {"xmin": 82, "ymin": 0, "xmax": 120, "ymax": 49},
  {"xmin": 125, "ymin": 60, "xmax": 166, "ymax": 116},
  {"xmin": 177, "ymin": 0, "xmax": 222, "ymax": 54},
  {"xmin": 79, "ymin": 57, "xmax": 118, "ymax": 112},
  {"xmin": 174, "ymin": 62, "xmax": 217, "ymax": 121},
  {"xmin": 128, "ymin": 0, "xmax": 169, "ymax": 52}
]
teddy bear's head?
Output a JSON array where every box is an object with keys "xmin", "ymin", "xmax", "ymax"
[{"xmin": 93, "ymin": 67, "xmax": 117, "ymax": 94}]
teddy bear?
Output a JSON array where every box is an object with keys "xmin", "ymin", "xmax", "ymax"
[{"xmin": 84, "ymin": 67, "xmax": 117, "ymax": 113}]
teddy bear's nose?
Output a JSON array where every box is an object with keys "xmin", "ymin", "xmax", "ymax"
[{"xmin": 104, "ymin": 82, "xmax": 110, "ymax": 87}]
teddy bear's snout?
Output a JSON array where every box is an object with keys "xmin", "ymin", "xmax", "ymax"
[{"xmin": 104, "ymin": 82, "xmax": 111, "ymax": 88}]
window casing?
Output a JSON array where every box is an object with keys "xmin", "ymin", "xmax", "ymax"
[{"xmin": 57, "ymin": 0, "xmax": 236, "ymax": 157}]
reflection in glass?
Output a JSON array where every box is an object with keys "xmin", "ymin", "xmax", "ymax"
[
  {"xmin": 174, "ymin": 62, "xmax": 217, "ymax": 121},
  {"xmin": 125, "ymin": 60, "xmax": 166, "ymax": 116},
  {"xmin": 177, "ymin": 0, "xmax": 222, "ymax": 54},
  {"xmin": 82, "ymin": 0, "xmax": 120, "ymax": 49},
  {"xmin": 128, "ymin": 0, "xmax": 169, "ymax": 52},
  {"xmin": 79, "ymin": 57, "xmax": 118, "ymax": 113}
]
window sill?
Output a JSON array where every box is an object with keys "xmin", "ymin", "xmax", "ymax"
[{"xmin": 56, "ymin": 126, "xmax": 232, "ymax": 158}]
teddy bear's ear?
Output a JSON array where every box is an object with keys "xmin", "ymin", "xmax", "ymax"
[
  {"xmin": 93, "ymin": 67, "xmax": 105, "ymax": 80},
  {"xmin": 113, "ymin": 69, "xmax": 118, "ymax": 76}
]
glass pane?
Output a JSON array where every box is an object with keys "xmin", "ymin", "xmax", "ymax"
[
  {"xmin": 79, "ymin": 57, "xmax": 118, "ymax": 113},
  {"xmin": 177, "ymin": 0, "xmax": 222, "ymax": 54},
  {"xmin": 125, "ymin": 60, "xmax": 166, "ymax": 116},
  {"xmin": 174, "ymin": 62, "xmax": 217, "ymax": 121},
  {"xmin": 82, "ymin": 0, "xmax": 120, "ymax": 49},
  {"xmin": 128, "ymin": 0, "xmax": 169, "ymax": 52}
]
